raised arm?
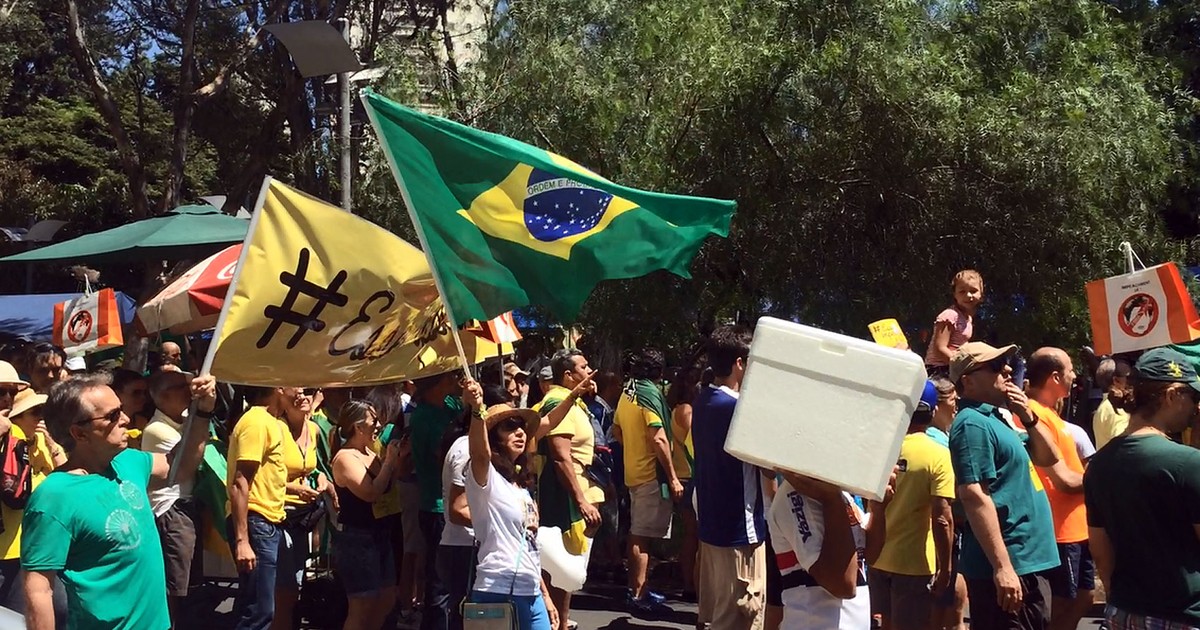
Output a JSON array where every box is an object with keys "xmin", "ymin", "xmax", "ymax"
[
  {"xmin": 534, "ymin": 373, "xmax": 594, "ymax": 440},
  {"xmin": 462, "ymin": 379, "xmax": 491, "ymax": 487},
  {"xmin": 150, "ymin": 374, "xmax": 216, "ymax": 489}
]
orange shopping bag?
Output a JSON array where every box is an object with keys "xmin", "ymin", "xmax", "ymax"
[
  {"xmin": 1085, "ymin": 263, "xmax": 1200, "ymax": 355},
  {"xmin": 52, "ymin": 288, "xmax": 124, "ymax": 354}
]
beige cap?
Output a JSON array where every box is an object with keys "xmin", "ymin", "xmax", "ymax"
[
  {"xmin": 503, "ymin": 362, "xmax": 529, "ymax": 378},
  {"xmin": 9, "ymin": 389, "xmax": 46, "ymax": 419},
  {"xmin": 0, "ymin": 361, "xmax": 28, "ymax": 389},
  {"xmin": 949, "ymin": 342, "xmax": 1018, "ymax": 383}
]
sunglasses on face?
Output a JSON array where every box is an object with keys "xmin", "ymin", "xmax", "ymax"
[
  {"xmin": 498, "ymin": 418, "xmax": 525, "ymax": 432},
  {"xmin": 77, "ymin": 407, "xmax": 124, "ymax": 426},
  {"xmin": 0, "ymin": 388, "xmax": 18, "ymax": 398},
  {"xmin": 301, "ymin": 388, "xmax": 319, "ymax": 397},
  {"xmin": 970, "ymin": 357, "xmax": 1009, "ymax": 375}
]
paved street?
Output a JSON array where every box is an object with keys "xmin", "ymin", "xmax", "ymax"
[{"xmin": 181, "ymin": 576, "xmax": 1108, "ymax": 629}]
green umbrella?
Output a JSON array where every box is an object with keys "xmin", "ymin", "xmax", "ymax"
[{"xmin": 0, "ymin": 205, "xmax": 248, "ymax": 264}]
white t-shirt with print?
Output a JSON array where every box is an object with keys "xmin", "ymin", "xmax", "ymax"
[
  {"xmin": 465, "ymin": 462, "xmax": 542, "ymax": 596},
  {"xmin": 441, "ymin": 435, "xmax": 476, "ymax": 547},
  {"xmin": 767, "ymin": 484, "xmax": 870, "ymax": 630}
]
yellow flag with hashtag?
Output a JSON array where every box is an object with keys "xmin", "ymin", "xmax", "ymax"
[{"xmin": 207, "ymin": 177, "xmax": 505, "ymax": 387}]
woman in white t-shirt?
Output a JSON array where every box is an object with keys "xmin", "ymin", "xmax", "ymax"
[
  {"xmin": 462, "ymin": 379, "xmax": 559, "ymax": 630},
  {"xmin": 767, "ymin": 470, "xmax": 892, "ymax": 630}
]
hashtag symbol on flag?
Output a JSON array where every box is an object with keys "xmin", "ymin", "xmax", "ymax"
[{"xmin": 257, "ymin": 248, "xmax": 350, "ymax": 350}]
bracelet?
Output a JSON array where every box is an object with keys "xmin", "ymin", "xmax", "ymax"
[{"xmin": 194, "ymin": 410, "xmax": 215, "ymax": 420}]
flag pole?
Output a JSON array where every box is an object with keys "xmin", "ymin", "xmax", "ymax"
[
  {"xmin": 361, "ymin": 90, "xmax": 473, "ymax": 379},
  {"xmin": 164, "ymin": 176, "xmax": 271, "ymax": 487}
]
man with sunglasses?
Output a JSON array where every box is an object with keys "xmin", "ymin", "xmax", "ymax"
[
  {"xmin": 948, "ymin": 342, "xmax": 1062, "ymax": 630},
  {"xmin": 20, "ymin": 371, "xmax": 215, "ymax": 630}
]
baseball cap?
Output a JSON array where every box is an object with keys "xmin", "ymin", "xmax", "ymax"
[
  {"xmin": 1134, "ymin": 348, "xmax": 1200, "ymax": 393},
  {"xmin": 916, "ymin": 380, "xmax": 938, "ymax": 413},
  {"xmin": 504, "ymin": 362, "xmax": 529, "ymax": 379},
  {"xmin": 949, "ymin": 341, "xmax": 1018, "ymax": 383}
]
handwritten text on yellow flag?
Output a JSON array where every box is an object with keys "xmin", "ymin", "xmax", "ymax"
[{"xmin": 209, "ymin": 178, "xmax": 502, "ymax": 387}]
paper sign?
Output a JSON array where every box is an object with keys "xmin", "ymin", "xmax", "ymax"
[
  {"xmin": 1086, "ymin": 263, "xmax": 1200, "ymax": 355},
  {"xmin": 868, "ymin": 318, "xmax": 909, "ymax": 349}
]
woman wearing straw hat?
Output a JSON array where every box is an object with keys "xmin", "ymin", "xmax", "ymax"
[
  {"xmin": 463, "ymin": 379, "xmax": 559, "ymax": 630},
  {"xmin": 0, "ymin": 388, "xmax": 66, "ymax": 613}
]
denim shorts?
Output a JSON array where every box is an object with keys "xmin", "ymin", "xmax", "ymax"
[{"xmin": 332, "ymin": 525, "xmax": 395, "ymax": 597}]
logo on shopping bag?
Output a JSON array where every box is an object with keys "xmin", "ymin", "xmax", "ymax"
[
  {"xmin": 66, "ymin": 309, "xmax": 93, "ymax": 343},
  {"xmin": 1117, "ymin": 293, "xmax": 1159, "ymax": 338}
]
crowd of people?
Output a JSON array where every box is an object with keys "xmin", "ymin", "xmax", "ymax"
[{"xmin": 0, "ymin": 266, "xmax": 1194, "ymax": 630}]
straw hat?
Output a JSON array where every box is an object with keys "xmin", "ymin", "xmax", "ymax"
[
  {"xmin": 0, "ymin": 361, "xmax": 28, "ymax": 389},
  {"xmin": 483, "ymin": 403, "xmax": 540, "ymax": 436},
  {"xmin": 9, "ymin": 389, "xmax": 47, "ymax": 419}
]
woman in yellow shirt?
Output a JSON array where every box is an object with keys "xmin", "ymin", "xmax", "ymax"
[
  {"xmin": 272, "ymin": 388, "xmax": 335, "ymax": 630},
  {"xmin": 0, "ymin": 389, "xmax": 66, "ymax": 612}
]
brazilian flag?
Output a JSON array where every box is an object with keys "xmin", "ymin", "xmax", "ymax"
[{"xmin": 362, "ymin": 89, "xmax": 736, "ymax": 323}]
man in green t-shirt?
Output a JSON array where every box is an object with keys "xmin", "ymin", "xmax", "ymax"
[
  {"xmin": 22, "ymin": 372, "xmax": 215, "ymax": 630},
  {"xmin": 1084, "ymin": 348, "xmax": 1200, "ymax": 627},
  {"xmin": 948, "ymin": 342, "xmax": 1062, "ymax": 630},
  {"xmin": 408, "ymin": 371, "xmax": 464, "ymax": 630}
]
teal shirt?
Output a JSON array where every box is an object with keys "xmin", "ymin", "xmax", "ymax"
[
  {"xmin": 948, "ymin": 399, "xmax": 1059, "ymax": 580},
  {"xmin": 22, "ymin": 449, "xmax": 169, "ymax": 630},
  {"xmin": 409, "ymin": 396, "xmax": 463, "ymax": 513},
  {"xmin": 925, "ymin": 426, "xmax": 949, "ymax": 448}
]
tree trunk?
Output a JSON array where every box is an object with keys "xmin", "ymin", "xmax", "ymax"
[
  {"xmin": 159, "ymin": 0, "xmax": 201, "ymax": 214},
  {"xmin": 64, "ymin": 0, "xmax": 150, "ymax": 219}
]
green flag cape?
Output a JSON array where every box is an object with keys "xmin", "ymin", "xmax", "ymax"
[
  {"xmin": 534, "ymin": 392, "xmax": 594, "ymax": 554},
  {"xmin": 362, "ymin": 89, "xmax": 736, "ymax": 323}
]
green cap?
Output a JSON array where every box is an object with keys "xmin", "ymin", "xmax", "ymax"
[{"xmin": 1133, "ymin": 348, "xmax": 1200, "ymax": 393}]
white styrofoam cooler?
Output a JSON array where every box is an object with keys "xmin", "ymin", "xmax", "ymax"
[{"xmin": 725, "ymin": 317, "xmax": 928, "ymax": 501}]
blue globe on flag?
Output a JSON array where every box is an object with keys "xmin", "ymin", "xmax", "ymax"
[{"xmin": 523, "ymin": 168, "xmax": 611, "ymax": 242}]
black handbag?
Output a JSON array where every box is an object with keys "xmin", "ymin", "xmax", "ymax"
[{"xmin": 283, "ymin": 496, "xmax": 328, "ymax": 531}]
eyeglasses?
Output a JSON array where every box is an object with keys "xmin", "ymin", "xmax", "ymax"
[{"xmin": 77, "ymin": 408, "xmax": 124, "ymax": 426}]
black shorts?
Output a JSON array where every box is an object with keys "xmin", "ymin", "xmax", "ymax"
[
  {"xmin": 1046, "ymin": 542, "xmax": 1096, "ymax": 600},
  {"xmin": 966, "ymin": 573, "xmax": 1050, "ymax": 630},
  {"xmin": 764, "ymin": 531, "xmax": 783, "ymax": 607}
]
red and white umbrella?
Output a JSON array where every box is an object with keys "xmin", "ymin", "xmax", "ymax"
[{"xmin": 136, "ymin": 244, "xmax": 241, "ymax": 335}]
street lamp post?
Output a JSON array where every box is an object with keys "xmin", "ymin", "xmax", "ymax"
[{"xmin": 264, "ymin": 20, "xmax": 363, "ymax": 212}]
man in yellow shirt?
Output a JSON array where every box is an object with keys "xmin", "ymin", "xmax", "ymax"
[
  {"xmin": 614, "ymin": 348, "xmax": 681, "ymax": 616},
  {"xmin": 870, "ymin": 381, "xmax": 956, "ymax": 630},
  {"xmin": 226, "ymin": 386, "xmax": 291, "ymax": 630},
  {"xmin": 536, "ymin": 349, "xmax": 603, "ymax": 630}
]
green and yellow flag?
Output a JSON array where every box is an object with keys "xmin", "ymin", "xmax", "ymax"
[{"xmin": 361, "ymin": 89, "xmax": 736, "ymax": 323}]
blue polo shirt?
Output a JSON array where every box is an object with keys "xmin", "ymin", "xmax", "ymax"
[
  {"xmin": 692, "ymin": 385, "xmax": 765, "ymax": 547},
  {"xmin": 948, "ymin": 399, "xmax": 1058, "ymax": 579}
]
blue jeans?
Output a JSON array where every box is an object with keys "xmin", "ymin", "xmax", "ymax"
[
  {"xmin": 420, "ymin": 512, "xmax": 449, "ymax": 630},
  {"xmin": 437, "ymin": 545, "xmax": 477, "ymax": 630},
  {"xmin": 227, "ymin": 512, "xmax": 282, "ymax": 630},
  {"xmin": 470, "ymin": 591, "xmax": 551, "ymax": 630}
]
